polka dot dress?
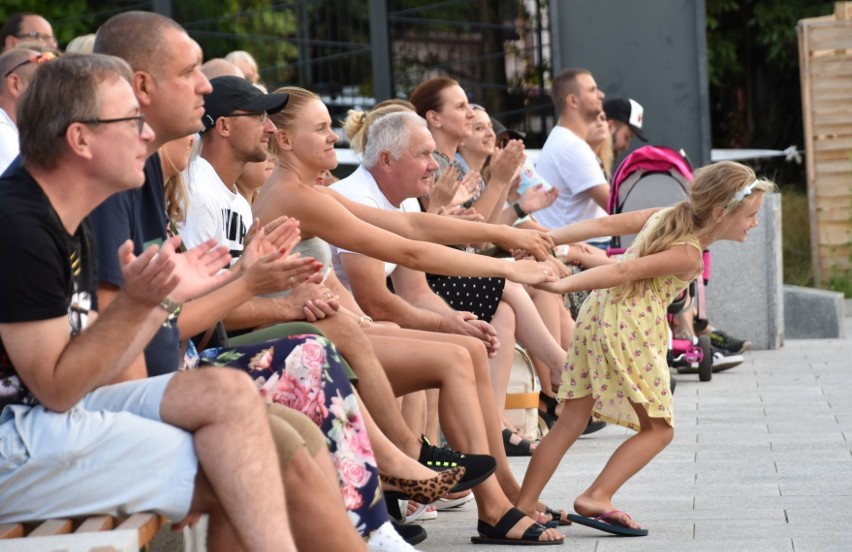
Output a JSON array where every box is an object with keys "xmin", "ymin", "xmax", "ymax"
[
  {"xmin": 424, "ymin": 151, "xmax": 504, "ymax": 322},
  {"xmin": 426, "ymin": 273, "xmax": 505, "ymax": 323}
]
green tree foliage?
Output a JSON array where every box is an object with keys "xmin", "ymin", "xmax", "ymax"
[
  {"xmin": 706, "ymin": 0, "xmax": 833, "ymax": 188},
  {"xmin": 1, "ymin": 0, "xmax": 95, "ymax": 47},
  {"xmin": 176, "ymin": 0, "xmax": 298, "ymax": 88}
]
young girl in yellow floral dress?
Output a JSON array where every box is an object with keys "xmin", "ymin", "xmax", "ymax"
[{"xmin": 516, "ymin": 160, "xmax": 775, "ymax": 536}]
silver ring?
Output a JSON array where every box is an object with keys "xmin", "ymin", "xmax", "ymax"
[
  {"xmin": 325, "ymin": 291, "xmax": 333, "ymax": 299},
  {"xmin": 289, "ymin": 276, "xmax": 296, "ymax": 286}
]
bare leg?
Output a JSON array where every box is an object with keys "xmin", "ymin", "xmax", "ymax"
[
  {"xmin": 574, "ymin": 402, "xmax": 674, "ymax": 530},
  {"xmin": 354, "ymin": 390, "xmax": 440, "ymax": 481},
  {"xmin": 314, "ymin": 316, "xmax": 422, "ymax": 457},
  {"xmin": 525, "ymin": 285, "xmax": 573, "ymax": 393},
  {"xmin": 516, "ymin": 395, "xmax": 596, "ymax": 518},
  {"xmin": 487, "ymin": 300, "xmax": 516, "ymax": 421},
  {"xmin": 364, "ymin": 325, "xmax": 526, "ymax": 504},
  {"xmin": 424, "ymin": 388, "xmax": 440, "ymax": 444},
  {"xmin": 188, "ymin": 472, "xmax": 242, "ymax": 552},
  {"xmin": 161, "ymin": 368, "xmax": 296, "ymax": 552},
  {"xmin": 367, "ymin": 332, "xmax": 561, "ymax": 542},
  {"xmin": 400, "ymin": 390, "xmax": 427, "ymax": 437},
  {"xmin": 266, "ymin": 410, "xmax": 365, "ymax": 550},
  {"xmin": 502, "ymin": 281, "xmax": 566, "ymax": 377},
  {"xmin": 284, "ymin": 447, "xmax": 367, "ymax": 550},
  {"xmin": 672, "ymin": 306, "xmax": 696, "ymax": 339}
]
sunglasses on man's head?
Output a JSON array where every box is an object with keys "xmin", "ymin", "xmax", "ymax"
[{"xmin": 3, "ymin": 51, "xmax": 56, "ymax": 79}]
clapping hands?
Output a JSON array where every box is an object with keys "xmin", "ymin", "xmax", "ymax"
[{"xmin": 118, "ymin": 236, "xmax": 232, "ymax": 307}]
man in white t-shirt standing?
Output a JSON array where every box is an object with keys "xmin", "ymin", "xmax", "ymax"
[
  {"xmin": 180, "ymin": 76, "xmax": 288, "ymax": 257},
  {"xmin": 534, "ymin": 68, "xmax": 609, "ymax": 245}
]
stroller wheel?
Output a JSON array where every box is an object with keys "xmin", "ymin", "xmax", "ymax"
[{"xmin": 698, "ymin": 334, "xmax": 713, "ymax": 382}]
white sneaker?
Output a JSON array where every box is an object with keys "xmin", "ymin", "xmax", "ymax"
[
  {"xmin": 434, "ymin": 490, "xmax": 475, "ymax": 510},
  {"xmin": 367, "ymin": 521, "xmax": 419, "ymax": 551},
  {"xmin": 711, "ymin": 347, "xmax": 744, "ymax": 372}
]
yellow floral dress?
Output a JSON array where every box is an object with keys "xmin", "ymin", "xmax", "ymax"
[{"xmin": 558, "ymin": 209, "xmax": 701, "ymax": 430}]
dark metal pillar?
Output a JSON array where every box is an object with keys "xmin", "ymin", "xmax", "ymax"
[
  {"xmin": 369, "ymin": 0, "xmax": 393, "ymax": 101},
  {"xmin": 151, "ymin": 0, "xmax": 173, "ymax": 18}
]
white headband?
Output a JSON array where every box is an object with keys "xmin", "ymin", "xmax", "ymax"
[{"xmin": 725, "ymin": 179, "xmax": 759, "ymax": 210}]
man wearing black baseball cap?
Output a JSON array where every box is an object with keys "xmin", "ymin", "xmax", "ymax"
[
  {"xmin": 603, "ymin": 97, "xmax": 647, "ymax": 158},
  {"xmin": 182, "ymin": 76, "xmax": 288, "ymax": 257},
  {"xmin": 201, "ymin": 75, "xmax": 288, "ymax": 132}
]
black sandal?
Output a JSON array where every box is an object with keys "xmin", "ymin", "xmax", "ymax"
[
  {"xmin": 471, "ymin": 507, "xmax": 563, "ymax": 545},
  {"xmin": 538, "ymin": 392, "xmax": 559, "ymax": 431},
  {"xmin": 502, "ymin": 428, "xmax": 534, "ymax": 457},
  {"xmin": 545, "ymin": 506, "xmax": 572, "ymax": 526}
]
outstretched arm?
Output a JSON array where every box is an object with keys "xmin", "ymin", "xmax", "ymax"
[
  {"xmin": 548, "ymin": 208, "xmax": 659, "ymax": 246},
  {"xmin": 319, "ymin": 186, "xmax": 554, "ymax": 260},
  {"xmin": 536, "ymin": 242, "xmax": 701, "ymax": 294},
  {"xmin": 279, "ymin": 184, "xmax": 555, "ymax": 284}
]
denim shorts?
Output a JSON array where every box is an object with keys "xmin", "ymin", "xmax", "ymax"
[{"xmin": 0, "ymin": 374, "xmax": 198, "ymax": 523}]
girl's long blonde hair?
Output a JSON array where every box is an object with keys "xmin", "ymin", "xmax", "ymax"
[{"xmin": 621, "ymin": 160, "xmax": 775, "ymax": 298}]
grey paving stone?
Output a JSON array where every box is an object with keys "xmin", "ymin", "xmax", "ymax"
[
  {"xmin": 779, "ymin": 479, "xmax": 852, "ymax": 496},
  {"xmin": 596, "ymin": 538, "xmax": 793, "ymax": 552},
  {"xmin": 790, "ymin": 537, "xmax": 852, "ymax": 552},
  {"xmin": 420, "ymin": 332, "xmax": 852, "ymax": 551},
  {"xmin": 695, "ymin": 494, "xmax": 851, "ymax": 512},
  {"xmin": 694, "ymin": 517, "xmax": 792, "ymax": 539}
]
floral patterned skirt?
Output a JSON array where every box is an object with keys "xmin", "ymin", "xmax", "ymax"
[{"xmin": 199, "ymin": 334, "xmax": 385, "ymax": 538}]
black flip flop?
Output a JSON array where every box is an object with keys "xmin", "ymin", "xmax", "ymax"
[{"xmin": 567, "ymin": 510, "xmax": 648, "ymax": 537}]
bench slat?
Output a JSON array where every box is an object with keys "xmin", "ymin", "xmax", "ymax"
[
  {"xmin": 75, "ymin": 515, "xmax": 116, "ymax": 533},
  {"xmin": 0, "ymin": 524, "xmax": 24, "ymax": 539},
  {"xmin": 116, "ymin": 513, "xmax": 164, "ymax": 546},
  {"xmin": 29, "ymin": 518, "xmax": 73, "ymax": 537}
]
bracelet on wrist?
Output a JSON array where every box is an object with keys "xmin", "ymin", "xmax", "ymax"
[
  {"xmin": 159, "ymin": 297, "xmax": 182, "ymax": 315},
  {"xmin": 512, "ymin": 201, "xmax": 527, "ymax": 218}
]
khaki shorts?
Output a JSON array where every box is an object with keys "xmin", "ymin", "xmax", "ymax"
[{"xmin": 267, "ymin": 403, "xmax": 325, "ymax": 464}]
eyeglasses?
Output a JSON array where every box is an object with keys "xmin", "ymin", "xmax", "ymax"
[
  {"xmin": 70, "ymin": 114, "xmax": 146, "ymax": 137},
  {"xmin": 228, "ymin": 111, "xmax": 268, "ymax": 124},
  {"xmin": 3, "ymin": 51, "xmax": 56, "ymax": 78},
  {"xmin": 14, "ymin": 32, "xmax": 56, "ymax": 43}
]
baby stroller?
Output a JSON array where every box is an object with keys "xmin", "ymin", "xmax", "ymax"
[{"xmin": 607, "ymin": 145, "xmax": 713, "ymax": 382}]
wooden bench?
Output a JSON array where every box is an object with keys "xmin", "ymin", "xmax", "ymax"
[{"xmin": 0, "ymin": 513, "xmax": 165, "ymax": 551}]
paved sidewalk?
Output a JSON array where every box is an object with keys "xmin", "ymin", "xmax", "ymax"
[{"xmin": 418, "ymin": 317, "xmax": 852, "ymax": 551}]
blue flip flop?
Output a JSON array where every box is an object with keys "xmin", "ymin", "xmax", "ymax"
[{"xmin": 566, "ymin": 510, "xmax": 649, "ymax": 537}]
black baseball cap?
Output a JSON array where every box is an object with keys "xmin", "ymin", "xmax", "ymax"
[
  {"xmin": 603, "ymin": 97, "xmax": 647, "ymax": 142},
  {"xmin": 202, "ymin": 76, "xmax": 289, "ymax": 132}
]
